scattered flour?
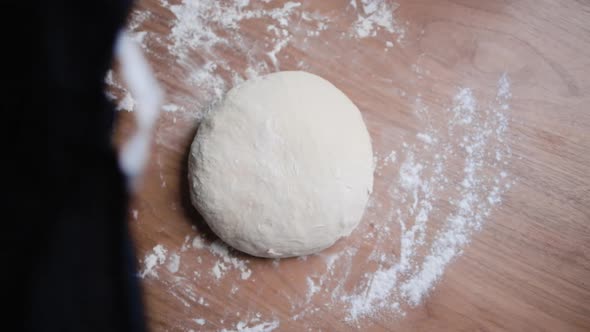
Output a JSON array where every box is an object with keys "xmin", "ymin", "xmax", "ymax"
[
  {"xmin": 416, "ymin": 132, "xmax": 434, "ymax": 144},
  {"xmin": 220, "ymin": 319, "xmax": 280, "ymax": 332},
  {"xmin": 122, "ymin": 1, "xmax": 515, "ymax": 330},
  {"xmin": 340, "ymin": 73, "xmax": 514, "ymax": 320},
  {"xmin": 306, "ymin": 277, "xmax": 320, "ymax": 302},
  {"xmin": 193, "ymin": 318, "xmax": 206, "ymax": 326},
  {"xmin": 191, "ymin": 236, "xmax": 205, "ymax": 249},
  {"xmin": 107, "ymin": 0, "xmax": 404, "ymax": 116},
  {"xmin": 209, "ymin": 240, "xmax": 252, "ymax": 280},
  {"xmin": 139, "ymin": 244, "xmax": 168, "ymax": 278},
  {"xmin": 116, "ymin": 91, "xmax": 136, "ymax": 112},
  {"xmin": 384, "ymin": 151, "xmax": 397, "ymax": 165},
  {"xmin": 198, "ymin": 296, "xmax": 209, "ymax": 307},
  {"xmin": 158, "ymin": 0, "xmax": 308, "ymax": 103},
  {"xmin": 166, "ymin": 253, "xmax": 180, "ymax": 273},
  {"xmin": 352, "ymin": 1, "xmax": 403, "ymax": 39},
  {"xmin": 162, "ymin": 104, "xmax": 180, "ymax": 112}
]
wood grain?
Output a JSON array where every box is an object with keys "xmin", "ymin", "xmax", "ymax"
[{"xmin": 113, "ymin": 0, "xmax": 590, "ymax": 330}]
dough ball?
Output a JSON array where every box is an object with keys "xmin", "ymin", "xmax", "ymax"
[{"xmin": 188, "ymin": 71, "xmax": 373, "ymax": 258}]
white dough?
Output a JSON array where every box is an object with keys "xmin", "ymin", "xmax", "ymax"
[{"xmin": 188, "ymin": 71, "xmax": 374, "ymax": 258}]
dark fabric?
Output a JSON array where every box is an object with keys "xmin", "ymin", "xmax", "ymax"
[{"xmin": 6, "ymin": 1, "xmax": 145, "ymax": 331}]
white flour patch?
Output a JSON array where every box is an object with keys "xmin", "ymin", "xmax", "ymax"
[
  {"xmin": 351, "ymin": 1, "xmax": 403, "ymax": 39},
  {"xmin": 180, "ymin": 235, "xmax": 191, "ymax": 252},
  {"xmin": 191, "ymin": 235, "xmax": 205, "ymax": 249},
  {"xmin": 384, "ymin": 151, "xmax": 397, "ymax": 165},
  {"xmin": 198, "ymin": 296, "xmax": 209, "ymax": 307},
  {"xmin": 193, "ymin": 318, "xmax": 206, "ymax": 326},
  {"xmin": 306, "ymin": 277, "xmax": 320, "ymax": 302},
  {"xmin": 166, "ymin": 253, "xmax": 181, "ymax": 273},
  {"xmin": 139, "ymin": 244, "xmax": 168, "ymax": 279},
  {"xmin": 116, "ymin": 91, "xmax": 136, "ymax": 112},
  {"xmin": 128, "ymin": 9, "xmax": 152, "ymax": 31},
  {"xmin": 209, "ymin": 240, "xmax": 252, "ymax": 280},
  {"xmin": 416, "ymin": 132, "xmax": 434, "ymax": 144},
  {"xmin": 162, "ymin": 104, "xmax": 180, "ymax": 112},
  {"xmin": 139, "ymin": 237, "xmax": 251, "ymax": 289},
  {"xmin": 220, "ymin": 319, "xmax": 280, "ymax": 332}
]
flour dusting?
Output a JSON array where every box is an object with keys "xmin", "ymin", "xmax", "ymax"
[
  {"xmin": 352, "ymin": 0, "xmax": 403, "ymax": 39},
  {"xmin": 341, "ymin": 74, "xmax": 514, "ymax": 320},
  {"xmin": 139, "ymin": 244, "xmax": 168, "ymax": 278},
  {"xmin": 108, "ymin": 0, "xmax": 404, "ymax": 116},
  {"xmin": 193, "ymin": 318, "xmax": 206, "ymax": 326},
  {"xmin": 117, "ymin": 1, "xmax": 517, "ymax": 330},
  {"xmin": 166, "ymin": 253, "xmax": 180, "ymax": 273},
  {"xmin": 220, "ymin": 319, "xmax": 280, "ymax": 332},
  {"xmin": 209, "ymin": 240, "xmax": 252, "ymax": 280}
]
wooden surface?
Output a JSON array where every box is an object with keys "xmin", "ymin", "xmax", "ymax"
[{"xmin": 113, "ymin": 0, "xmax": 590, "ymax": 331}]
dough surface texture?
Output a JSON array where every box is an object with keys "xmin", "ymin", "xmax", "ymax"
[{"xmin": 189, "ymin": 71, "xmax": 373, "ymax": 258}]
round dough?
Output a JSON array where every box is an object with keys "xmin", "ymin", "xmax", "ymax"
[{"xmin": 188, "ymin": 71, "xmax": 373, "ymax": 258}]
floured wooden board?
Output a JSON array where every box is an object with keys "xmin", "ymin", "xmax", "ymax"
[{"xmin": 109, "ymin": 0, "xmax": 590, "ymax": 331}]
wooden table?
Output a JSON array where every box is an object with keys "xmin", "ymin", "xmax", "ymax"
[{"xmin": 112, "ymin": 0, "xmax": 590, "ymax": 330}]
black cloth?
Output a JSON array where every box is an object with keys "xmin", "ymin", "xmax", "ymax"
[{"xmin": 6, "ymin": 1, "xmax": 145, "ymax": 331}]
